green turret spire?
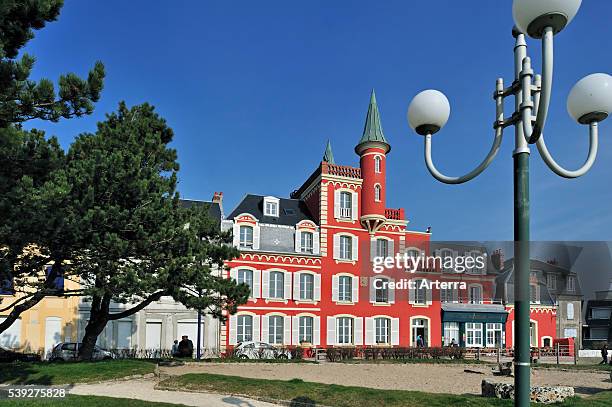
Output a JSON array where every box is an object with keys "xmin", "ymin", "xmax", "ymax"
[
  {"xmin": 355, "ymin": 89, "xmax": 390, "ymax": 154},
  {"xmin": 323, "ymin": 139, "xmax": 335, "ymax": 164}
]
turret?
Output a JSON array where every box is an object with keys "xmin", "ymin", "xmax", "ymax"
[{"xmin": 355, "ymin": 90, "xmax": 390, "ymax": 234}]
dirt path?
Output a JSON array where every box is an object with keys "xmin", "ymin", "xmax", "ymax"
[
  {"xmin": 70, "ymin": 379, "xmax": 278, "ymax": 407},
  {"xmin": 160, "ymin": 362, "xmax": 612, "ymax": 397}
]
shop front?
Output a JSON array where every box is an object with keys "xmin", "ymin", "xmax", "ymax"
[{"xmin": 441, "ymin": 303, "xmax": 508, "ymax": 348}]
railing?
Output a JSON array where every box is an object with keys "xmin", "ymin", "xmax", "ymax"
[
  {"xmin": 440, "ymin": 297, "xmax": 504, "ymax": 305},
  {"xmin": 384, "ymin": 208, "xmax": 402, "ymax": 220},
  {"xmin": 339, "ymin": 207, "xmax": 352, "ymax": 218},
  {"xmin": 324, "ymin": 163, "xmax": 361, "ymax": 179}
]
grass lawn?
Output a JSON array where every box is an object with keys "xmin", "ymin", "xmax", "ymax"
[
  {"xmin": 0, "ymin": 360, "xmax": 156, "ymax": 385},
  {"xmin": 1, "ymin": 395, "xmax": 184, "ymax": 406},
  {"xmin": 159, "ymin": 373, "xmax": 612, "ymax": 407},
  {"xmin": 159, "ymin": 373, "xmax": 511, "ymax": 406}
]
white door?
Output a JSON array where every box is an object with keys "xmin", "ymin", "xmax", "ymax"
[
  {"xmin": 45, "ymin": 317, "xmax": 62, "ymax": 359},
  {"xmin": 117, "ymin": 321, "xmax": 133, "ymax": 349},
  {"xmin": 145, "ymin": 322, "xmax": 162, "ymax": 350},
  {"xmin": 176, "ymin": 321, "xmax": 205, "ymax": 349}
]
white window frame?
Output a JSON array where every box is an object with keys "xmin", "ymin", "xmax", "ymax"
[
  {"xmin": 269, "ymin": 271, "xmax": 284, "ymax": 299},
  {"xmin": 339, "ymin": 191, "xmax": 352, "ymax": 219},
  {"xmin": 485, "ymin": 323, "xmax": 503, "ymax": 348},
  {"xmin": 466, "ymin": 322, "xmax": 483, "ymax": 348},
  {"xmin": 337, "ymin": 317, "xmax": 353, "ymax": 345},
  {"xmin": 338, "ymin": 275, "xmax": 352, "ymax": 302},
  {"xmin": 374, "ymin": 317, "xmax": 390, "ymax": 344},
  {"xmin": 375, "ymin": 238, "xmax": 388, "ymax": 258},
  {"xmin": 412, "ymin": 279, "xmax": 427, "ymax": 305},
  {"xmin": 263, "ymin": 196, "xmax": 280, "ymax": 217},
  {"xmin": 339, "ymin": 235, "xmax": 352, "ymax": 260},
  {"xmin": 239, "ymin": 225, "xmax": 253, "ymax": 248},
  {"xmin": 374, "ymin": 184, "xmax": 381, "ymax": 202},
  {"xmin": 299, "ymin": 273, "xmax": 314, "ymax": 301},
  {"xmin": 443, "ymin": 322, "xmax": 459, "ymax": 346},
  {"xmin": 298, "ymin": 316, "xmax": 314, "ymax": 343},
  {"xmin": 373, "ymin": 277, "xmax": 389, "ymax": 304},
  {"xmin": 410, "ymin": 317, "xmax": 429, "ymax": 347},
  {"xmin": 300, "ymin": 231, "xmax": 314, "ymax": 254},
  {"xmin": 237, "ymin": 269, "xmax": 254, "ymax": 297},
  {"xmin": 374, "ymin": 155, "xmax": 382, "ymax": 173},
  {"xmin": 237, "ymin": 315, "xmax": 253, "ymax": 343},
  {"xmin": 268, "ymin": 315, "xmax": 284, "ymax": 344}
]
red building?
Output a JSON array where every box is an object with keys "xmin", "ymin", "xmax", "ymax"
[{"xmin": 220, "ymin": 91, "xmax": 556, "ymax": 351}]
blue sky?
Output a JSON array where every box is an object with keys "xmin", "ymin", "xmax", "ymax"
[{"xmin": 21, "ymin": 0, "xmax": 612, "ymax": 241}]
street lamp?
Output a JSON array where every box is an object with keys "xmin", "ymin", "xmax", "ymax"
[{"xmin": 406, "ymin": 0, "xmax": 612, "ymax": 405}]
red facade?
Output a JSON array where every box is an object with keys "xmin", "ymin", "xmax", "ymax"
[{"xmin": 221, "ymin": 94, "xmax": 556, "ymax": 351}]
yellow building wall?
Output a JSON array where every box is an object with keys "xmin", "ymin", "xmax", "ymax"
[{"xmin": 0, "ymin": 278, "xmax": 81, "ymax": 355}]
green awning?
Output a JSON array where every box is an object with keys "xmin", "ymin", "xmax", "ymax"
[{"xmin": 442, "ymin": 311, "xmax": 508, "ymax": 324}]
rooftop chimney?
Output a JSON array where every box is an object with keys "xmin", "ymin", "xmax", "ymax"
[
  {"xmin": 491, "ymin": 249, "xmax": 504, "ymax": 271},
  {"xmin": 212, "ymin": 192, "xmax": 224, "ymax": 218}
]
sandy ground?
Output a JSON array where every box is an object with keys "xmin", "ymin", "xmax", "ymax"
[
  {"xmin": 70, "ymin": 379, "xmax": 277, "ymax": 407},
  {"xmin": 160, "ymin": 362, "xmax": 612, "ymax": 397}
]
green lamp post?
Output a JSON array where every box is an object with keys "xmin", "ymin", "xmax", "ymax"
[{"xmin": 406, "ymin": 1, "xmax": 612, "ymax": 405}]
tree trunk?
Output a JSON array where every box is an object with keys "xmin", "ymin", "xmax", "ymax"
[
  {"xmin": 79, "ymin": 293, "xmax": 111, "ymax": 360},
  {"xmin": 78, "ymin": 290, "xmax": 167, "ymax": 360}
]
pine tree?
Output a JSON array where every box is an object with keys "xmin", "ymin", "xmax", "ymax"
[
  {"xmin": 60, "ymin": 103, "xmax": 248, "ymax": 359},
  {"xmin": 0, "ymin": 0, "xmax": 105, "ymax": 127},
  {"xmin": 0, "ymin": 0, "xmax": 104, "ymax": 334},
  {"xmin": 0, "ymin": 126, "xmax": 78, "ymax": 334}
]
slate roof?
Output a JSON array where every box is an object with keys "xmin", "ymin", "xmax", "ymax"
[
  {"xmin": 227, "ymin": 194, "xmax": 315, "ymax": 226},
  {"xmin": 493, "ymin": 258, "xmax": 581, "ymax": 305},
  {"xmin": 179, "ymin": 199, "xmax": 222, "ymax": 223}
]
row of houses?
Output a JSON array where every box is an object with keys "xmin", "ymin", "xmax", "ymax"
[{"xmin": 0, "ymin": 91, "xmax": 590, "ymax": 357}]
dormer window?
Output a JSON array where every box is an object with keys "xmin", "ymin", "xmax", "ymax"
[
  {"xmin": 301, "ymin": 231, "xmax": 314, "ymax": 254},
  {"xmin": 263, "ymin": 196, "xmax": 279, "ymax": 217},
  {"xmin": 374, "ymin": 156, "xmax": 382, "ymax": 173}
]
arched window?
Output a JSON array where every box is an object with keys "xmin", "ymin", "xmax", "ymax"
[
  {"xmin": 374, "ymin": 184, "xmax": 381, "ymax": 202},
  {"xmin": 374, "ymin": 156, "xmax": 382, "ymax": 173}
]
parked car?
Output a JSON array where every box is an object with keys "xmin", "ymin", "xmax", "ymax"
[
  {"xmin": 50, "ymin": 342, "xmax": 114, "ymax": 362},
  {"xmin": 234, "ymin": 341, "xmax": 292, "ymax": 360},
  {"xmin": 0, "ymin": 346, "xmax": 41, "ymax": 363}
]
